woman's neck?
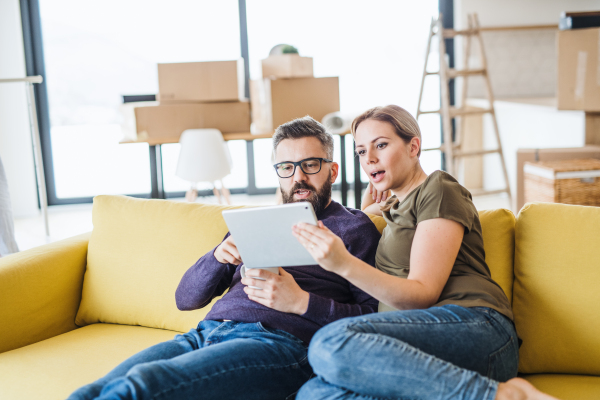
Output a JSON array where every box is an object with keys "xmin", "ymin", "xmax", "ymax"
[{"xmin": 391, "ymin": 163, "xmax": 427, "ymax": 202}]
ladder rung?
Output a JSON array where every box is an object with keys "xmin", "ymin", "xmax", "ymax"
[
  {"xmin": 422, "ymin": 143, "xmax": 461, "ymax": 152},
  {"xmin": 442, "ymin": 29, "xmax": 478, "ymax": 38},
  {"xmin": 469, "ymin": 188, "xmax": 510, "ymax": 197},
  {"xmin": 450, "ymin": 107, "xmax": 493, "ymax": 117},
  {"xmin": 454, "ymin": 149, "xmax": 501, "ymax": 157},
  {"xmin": 425, "ymin": 71, "xmax": 439, "ymax": 76},
  {"xmin": 447, "ymin": 68, "xmax": 486, "ymax": 78},
  {"xmin": 417, "ymin": 109, "xmax": 441, "ymax": 115}
]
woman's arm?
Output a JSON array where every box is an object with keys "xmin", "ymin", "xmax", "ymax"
[{"xmin": 293, "ymin": 218, "xmax": 464, "ymax": 310}]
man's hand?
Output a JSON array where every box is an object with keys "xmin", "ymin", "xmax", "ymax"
[
  {"xmin": 242, "ymin": 268, "xmax": 310, "ymax": 315},
  {"xmin": 214, "ymin": 236, "xmax": 242, "ymax": 265}
]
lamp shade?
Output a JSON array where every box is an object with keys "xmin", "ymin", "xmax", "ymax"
[{"xmin": 176, "ymin": 129, "xmax": 231, "ymax": 183}]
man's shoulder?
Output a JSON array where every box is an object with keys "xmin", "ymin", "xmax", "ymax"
[{"xmin": 322, "ymin": 201, "xmax": 381, "ymax": 238}]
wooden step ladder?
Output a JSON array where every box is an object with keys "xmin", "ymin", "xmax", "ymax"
[{"xmin": 416, "ymin": 13, "xmax": 512, "ymax": 202}]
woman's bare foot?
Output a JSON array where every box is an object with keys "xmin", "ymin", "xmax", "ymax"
[{"xmin": 495, "ymin": 378, "xmax": 560, "ymax": 400}]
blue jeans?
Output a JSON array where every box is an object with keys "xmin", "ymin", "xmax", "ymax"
[
  {"xmin": 297, "ymin": 305, "xmax": 519, "ymax": 400},
  {"xmin": 68, "ymin": 320, "xmax": 312, "ymax": 400}
]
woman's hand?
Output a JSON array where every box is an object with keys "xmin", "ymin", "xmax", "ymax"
[
  {"xmin": 361, "ymin": 182, "xmax": 389, "ymax": 215},
  {"xmin": 369, "ymin": 182, "xmax": 389, "ymax": 203},
  {"xmin": 242, "ymin": 268, "xmax": 309, "ymax": 315},
  {"xmin": 292, "ymin": 221, "xmax": 352, "ymax": 275}
]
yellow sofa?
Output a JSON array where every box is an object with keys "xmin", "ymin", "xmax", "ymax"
[{"xmin": 0, "ymin": 195, "xmax": 598, "ymax": 399}]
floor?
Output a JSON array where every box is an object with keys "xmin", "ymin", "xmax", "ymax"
[{"xmin": 12, "ymin": 191, "xmax": 510, "ymax": 253}]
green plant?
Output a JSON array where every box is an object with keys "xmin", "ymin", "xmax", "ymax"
[{"xmin": 281, "ymin": 45, "xmax": 299, "ymax": 54}]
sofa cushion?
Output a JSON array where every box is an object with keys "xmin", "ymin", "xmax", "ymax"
[
  {"xmin": 478, "ymin": 209, "xmax": 515, "ymax": 304},
  {"xmin": 523, "ymin": 374, "xmax": 600, "ymax": 400},
  {"xmin": 0, "ymin": 323, "xmax": 179, "ymax": 400},
  {"xmin": 368, "ymin": 209, "xmax": 515, "ymax": 304},
  {"xmin": 514, "ymin": 202, "xmax": 600, "ymax": 375},
  {"xmin": 76, "ymin": 195, "xmax": 242, "ymax": 333}
]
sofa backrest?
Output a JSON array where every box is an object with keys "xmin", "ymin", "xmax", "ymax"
[
  {"xmin": 513, "ymin": 202, "xmax": 600, "ymax": 375},
  {"xmin": 76, "ymin": 195, "xmax": 243, "ymax": 333},
  {"xmin": 77, "ymin": 196, "xmax": 516, "ymax": 336},
  {"xmin": 368, "ymin": 208, "xmax": 516, "ymax": 304}
]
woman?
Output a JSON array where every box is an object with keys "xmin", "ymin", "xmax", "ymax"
[{"xmin": 292, "ymin": 105, "xmax": 557, "ymax": 400}]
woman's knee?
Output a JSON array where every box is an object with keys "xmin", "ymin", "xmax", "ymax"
[
  {"xmin": 297, "ymin": 377, "xmax": 348, "ymax": 400},
  {"xmin": 308, "ymin": 318, "xmax": 365, "ymax": 379}
]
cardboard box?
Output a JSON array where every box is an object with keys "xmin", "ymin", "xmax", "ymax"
[
  {"xmin": 586, "ymin": 112, "xmax": 600, "ymax": 145},
  {"xmin": 134, "ymin": 101, "xmax": 250, "ymax": 144},
  {"xmin": 158, "ymin": 60, "xmax": 245, "ymax": 103},
  {"xmin": 261, "ymin": 55, "xmax": 314, "ymax": 79},
  {"xmin": 516, "ymin": 146, "xmax": 600, "ymax": 211},
  {"xmin": 251, "ymin": 77, "xmax": 340, "ymax": 133},
  {"xmin": 557, "ymin": 28, "xmax": 600, "ymax": 111}
]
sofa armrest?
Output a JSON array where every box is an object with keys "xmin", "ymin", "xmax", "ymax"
[{"xmin": 0, "ymin": 232, "xmax": 91, "ymax": 354}]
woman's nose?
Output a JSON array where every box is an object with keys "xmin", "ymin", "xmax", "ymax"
[{"xmin": 366, "ymin": 150, "xmax": 377, "ymax": 164}]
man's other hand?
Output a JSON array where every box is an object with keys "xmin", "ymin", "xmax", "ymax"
[
  {"xmin": 214, "ymin": 236, "xmax": 242, "ymax": 265},
  {"xmin": 242, "ymin": 268, "xmax": 310, "ymax": 315}
]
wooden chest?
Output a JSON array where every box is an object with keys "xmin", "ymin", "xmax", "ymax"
[{"xmin": 524, "ymin": 159, "xmax": 600, "ymax": 206}]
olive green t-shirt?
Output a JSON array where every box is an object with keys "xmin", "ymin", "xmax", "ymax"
[{"xmin": 376, "ymin": 170, "xmax": 513, "ymax": 321}]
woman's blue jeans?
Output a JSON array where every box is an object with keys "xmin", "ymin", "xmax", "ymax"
[
  {"xmin": 68, "ymin": 320, "xmax": 312, "ymax": 400},
  {"xmin": 297, "ymin": 305, "xmax": 519, "ymax": 400}
]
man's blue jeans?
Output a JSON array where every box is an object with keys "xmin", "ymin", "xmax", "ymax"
[
  {"xmin": 68, "ymin": 320, "xmax": 312, "ymax": 400},
  {"xmin": 297, "ymin": 305, "xmax": 519, "ymax": 400}
]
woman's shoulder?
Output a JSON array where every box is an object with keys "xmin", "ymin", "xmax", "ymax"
[{"xmin": 420, "ymin": 170, "xmax": 469, "ymax": 198}]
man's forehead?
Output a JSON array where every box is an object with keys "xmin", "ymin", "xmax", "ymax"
[{"xmin": 275, "ymin": 137, "xmax": 327, "ymax": 161}]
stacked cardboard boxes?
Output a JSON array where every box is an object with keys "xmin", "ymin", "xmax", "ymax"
[
  {"xmin": 251, "ymin": 54, "xmax": 340, "ymax": 133},
  {"xmin": 134, "ymin": 59, "xmax": 251, "ymax": 143},
  {"xmin": 557, "ymin": 27, "xmax": 600, "ymax": 146}
]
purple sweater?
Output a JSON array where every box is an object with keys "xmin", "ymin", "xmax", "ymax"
[{"xmin": 175, "ymin": 201, "xmax": 381, "ymax": 344}]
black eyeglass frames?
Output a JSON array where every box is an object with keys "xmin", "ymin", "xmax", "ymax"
[{"xmin": 273, "ymin": 157, "xmax": 333, "ymax": 178}]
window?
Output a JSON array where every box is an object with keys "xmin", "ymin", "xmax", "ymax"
[
  {"xmin": 38, "ymin": 0, "xmax": 241, "ymax": 200},
  {"xmin": 35, "ymin": 0, "xmax": 442, "ymax": 204}
]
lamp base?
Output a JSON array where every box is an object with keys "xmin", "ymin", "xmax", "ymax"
[
  {"xmin": 185, "ymin": 181, "xmax": 231, "ymax": 205},
  {"xmin": 185, "ymin": 188, "xmax": 198, "ymax": 202}
]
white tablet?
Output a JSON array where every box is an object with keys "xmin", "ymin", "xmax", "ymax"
[{"xmin": 222, "ymin": 202, "xmax": 318, "ymax": 269}]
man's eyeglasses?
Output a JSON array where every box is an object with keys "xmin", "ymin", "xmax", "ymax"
[{"xmin": 273, "ymin": 157, "xmax": 333, "ymax": 178}]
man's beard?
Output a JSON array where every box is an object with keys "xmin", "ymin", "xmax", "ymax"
[{"xmin": 280, "ymin": 172, "xmax": 332, "ymax": 216}]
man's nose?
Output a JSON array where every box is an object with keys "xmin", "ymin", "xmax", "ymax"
[{"xmin": 292, "ymin": 165, "xmax": 308, "ymax": 182}]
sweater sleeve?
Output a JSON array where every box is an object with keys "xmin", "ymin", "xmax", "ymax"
[
  {"xmin": 175, "ymin": 233, "xmax": 238, "ymax": 310},
  {"xmin": 301, "ymin": 216, "xmax": 380, "ymax": 325},
  {"xmin": 301, "ymin": 285, "xmax": 378, "ymax": 326}
]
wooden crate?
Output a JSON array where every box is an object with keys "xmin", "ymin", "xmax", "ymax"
[{"xmin": 524, "ymin": 159, "xmax": 600, "ymax": 206}]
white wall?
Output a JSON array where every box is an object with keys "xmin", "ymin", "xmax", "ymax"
[
  {"xmin": 0, "ymin": 0, "xmax": 39, "ymax": 218},
  {"xmin": 454, "ymin": 0, "xmax": 600, "ymax": 99},
  {"xmin": 455, "ymin": 0, "xmax": 600, "ymax": 28}
]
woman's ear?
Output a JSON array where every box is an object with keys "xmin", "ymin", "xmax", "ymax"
[{"xmin": 410, "ymin": 137, "xmax": 421, "ymax": 157}]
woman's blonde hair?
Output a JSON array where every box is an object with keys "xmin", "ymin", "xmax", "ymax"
[{"xmin": 351, "ymin": 105, "xmax": 422, "ymax": 157}]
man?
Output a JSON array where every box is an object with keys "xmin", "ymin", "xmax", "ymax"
[{"xmin": 69, "ymin": 116, "xmax": 381, "ymax": 400}]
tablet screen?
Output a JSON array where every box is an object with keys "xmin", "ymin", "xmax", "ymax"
[{"xmin": 222, "ymin": 202, "xmax": 318, "ymax": 268}]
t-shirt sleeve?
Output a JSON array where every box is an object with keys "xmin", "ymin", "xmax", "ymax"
[{"xmin": 415, "ymin": 173, "xmax": 476, "ymax": 233}]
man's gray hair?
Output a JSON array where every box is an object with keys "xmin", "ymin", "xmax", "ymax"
[{"xmin": 272, "ymin": 116, "xmax": 334, "ymax": 160}]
